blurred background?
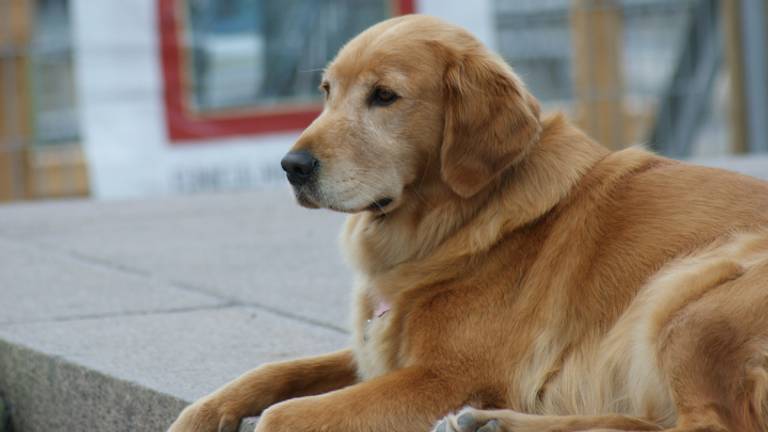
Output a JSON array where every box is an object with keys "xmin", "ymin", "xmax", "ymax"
[{"xmin": 0, "ymin": 0, "xmax": 766, "ymax": 202}]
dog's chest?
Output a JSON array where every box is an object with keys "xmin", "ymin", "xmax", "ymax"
[{"xmin": 353, "ymin": 303, "xmax": 399, "ymax": 380}]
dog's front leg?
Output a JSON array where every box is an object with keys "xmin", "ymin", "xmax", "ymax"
[
  {"xmin": 169, "ymin": 349, "xmax": 358, "ymax": 432},
  {"xmin": 254, "ymin": 366, "xmax": 467, "ymax": 432}
]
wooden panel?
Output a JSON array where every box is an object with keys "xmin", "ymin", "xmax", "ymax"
[
  {"xmin": 0, "ymin": 56, "xmax": 33, "ymax": 140},
  {"xmin": 0, "ymin": 152, "xmax": 15, "ymax": 201},
  {"xmin": 0, "ymin": 0, "xmax": 33, "ymax": 201},
  {"xmin": 28, "ymin": 144, "xmax": 89, "ymax": 198},
  {"xmin": 570, "ymin": 0, "xmax": 625, "ymax": 149},
  {"xmin": 0, "ymin": 0, "xmax": 32, "ymax": 45}
]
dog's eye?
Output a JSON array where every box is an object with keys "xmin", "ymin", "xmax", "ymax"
[
  {"xmin": 320, "ymin": 82, "xmax": 330, "ymax": 99},
  {"xmin": 370, "ymin": 87, "xmax": 399, "ymax": 107}
]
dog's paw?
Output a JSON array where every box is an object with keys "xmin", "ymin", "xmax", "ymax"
[
  {"xmin": 433, "ymin": 408, "xmax": 501, "ymax": 432},
  {"xmin": 167, "ymin": 397, "xmax": 240, "ymax": 432},
  {"xmin": 252, "ymin": 399, "xmax": 315, "ymax": 432}
]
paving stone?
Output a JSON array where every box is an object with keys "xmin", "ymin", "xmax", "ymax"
[
  {"xmin": 0, "ymin": 238, "xmax": 225, "ymax": 325},
  {"xmin": 0, "ymin": 190, "xmax": 353, "ymax": 330}
]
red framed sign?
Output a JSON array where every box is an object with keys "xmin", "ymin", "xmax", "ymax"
[{"xmin": 158, "ymin": 0, "xmax": 415, "ymax": 142}]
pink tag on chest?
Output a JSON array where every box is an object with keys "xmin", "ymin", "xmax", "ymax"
[{"xmin": 373, "ymin": 301, "xmax": 391, "ymax": 318}]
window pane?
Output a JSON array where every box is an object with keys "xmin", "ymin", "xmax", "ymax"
[
  {"xmin": 183, "ymin": 0, "xmax": 391, "ymax": 112},
  {"xmin": 31, "ymin": 0, "xmax": 79, "ymax": 145}
]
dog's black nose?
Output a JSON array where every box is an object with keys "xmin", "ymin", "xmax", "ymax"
[{"xmin": 281, "ymin": 151, "xmax": 318, "ymax": 185}]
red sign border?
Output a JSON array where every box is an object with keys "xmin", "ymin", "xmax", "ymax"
[{"xmin": 158, "ymin": 0, "xmax": 415, "ymax": 142}]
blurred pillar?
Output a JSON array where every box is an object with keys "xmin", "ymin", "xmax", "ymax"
[
  {"xmin": 723, "ymin": 0, "xmax": 748, "ymax": 154},
  {"xmin": 0, "ymin": 0, "xmax": 33, "ymax": 201},
  {"xmin": 725, "ymin": 0, "xmax": 768, "ymax": 154},
  {"xmin": 570, "ymin": 0, "xmax": 625, "ymax": 150},
  {"xmin": 739, "ymin": 0, "xmax": 768, "ymax": 153}
]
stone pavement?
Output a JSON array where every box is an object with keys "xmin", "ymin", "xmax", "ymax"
[
  {"xmin": 0, "ymin": 188, "xmax": 351, "ymax": 431},
  {"xmin": 0, "ymin": 155, "xmax": 765, "ymax": 432}
]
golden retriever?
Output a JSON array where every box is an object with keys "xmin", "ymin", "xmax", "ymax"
[{"xmin": 169, "ymin": 15, "xmax": 768, "ymax": 432}]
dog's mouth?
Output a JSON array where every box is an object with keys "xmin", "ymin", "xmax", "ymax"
[
  {"xmin": 292, "ymin": 185, "xmax": 395, "ymax": 215},
  {"xmin": 292, "ymin": 187, "xmax": 320, "ymax": 209},
  {"xmin": 330, "ymin": 197, "xmax": 396, "ymax": 214},
  {"xmin": 366, "ymin": 197, "xmax": 394, "ymax": 213}
]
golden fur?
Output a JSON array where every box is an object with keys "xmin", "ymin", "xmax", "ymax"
[{"xmin": 169, "ymin": 15, "xmax": 768, "ymax": 432}]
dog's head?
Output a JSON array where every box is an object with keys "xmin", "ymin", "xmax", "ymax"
[{"xmin": 281, "ymin": 15, "xmax": 541, "ymax": 214}]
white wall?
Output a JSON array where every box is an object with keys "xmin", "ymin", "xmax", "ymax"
[
  {"xmin": 418, "ymin": 0, "xmax": 496, "ymax": 51},
  {"xmin": 72, "ymin": 0, "xmax": 493, "ymax": 199}
]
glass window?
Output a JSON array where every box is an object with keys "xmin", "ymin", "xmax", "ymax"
[
  {"xmin": 160, "ymin": 0, "xmax": 412, "ymax": 140},
  {"xmin": 30, "ymin": 0, "xmax": 79, "ymax": 145},
  {"xmin": 183, "ymin": 0, "xmax": 392, "ymax": 112}
]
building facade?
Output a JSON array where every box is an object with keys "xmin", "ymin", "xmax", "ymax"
[{"xmin": 0, "ymin": 0, "xmax": 765, "ymax": 200}]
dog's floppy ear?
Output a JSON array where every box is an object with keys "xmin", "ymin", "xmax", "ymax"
[{"xmin": 441, "ymin": 49, "xmax": 542, "ymax": 198}]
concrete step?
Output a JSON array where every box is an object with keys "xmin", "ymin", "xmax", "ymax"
[
  {"xmin": 0, "ymin": 190, "xmax": 350, "ymax": 431},
  {"xmin": 0, "ymin": 395, "xmax": 9, "ymax": 432}
]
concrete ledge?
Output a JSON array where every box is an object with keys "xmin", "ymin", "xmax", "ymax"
[
  {"xmin": 0, "ymin": 190, "xmax": 349, "ymax": 431},
  {"xmin": 0, "ymin": 339, "xmax": 187, "ymax": 431},
  {"xmin": 0, "ymin": 394, "xmax": 9, "ymax": 432},
  {"xmin": 0, "ymin": 306, "xmax": 348, "ymax": 431},
  {"xmin": 0, "ymin": 338, "xmax": 261, "ymax": 432}
]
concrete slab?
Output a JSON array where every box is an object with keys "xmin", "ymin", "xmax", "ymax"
[
  {"xmin": 0, "ymin": 191, "xmax": 355, "ymax": 431},
  {"xmin": 0, "ymin": 306, "xmax": 348, "ymax": 431},
  {"xmin": 0, "ymin": 239, "xmax": 224, "ymax": 325},
  {"xmin": 0, "ymin": 189, "xmax": 352, "ymax": 330}
]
